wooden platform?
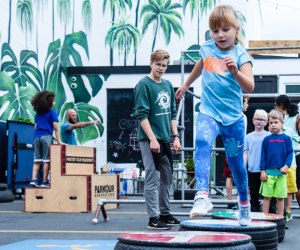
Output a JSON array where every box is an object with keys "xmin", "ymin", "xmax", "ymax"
[{"xmin": 25, "ymin": 145, "xmax": 117, "ymax": 212}]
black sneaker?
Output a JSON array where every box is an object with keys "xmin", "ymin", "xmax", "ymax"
[
  {"xmin": 231, "ymin": 204, "xmax": 239, "ymax": 210},
  {"xmin": 147, "ymin": 217, "xmax": 171, "ymax": 230},
  {"xmin": 159, "ymin": 214, "xmax": 180, "ymax": 226},
  {"xmin": 227, "ymin": 203, "xmax": 238, "ymax": 211}
]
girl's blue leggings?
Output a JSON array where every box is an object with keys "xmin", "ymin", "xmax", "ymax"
[{"xmin": 194, "ymin": 112, "xmax": 248, "ymax": 202}]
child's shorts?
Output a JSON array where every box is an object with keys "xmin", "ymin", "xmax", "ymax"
[
  {"xmin": 287, "ymin": 167, "xmax": 297, "ymax": 193},
  {"xmin": 260, "ymin": 174, "xmax": 287, "ymax": 198},
  {"xmin": 33, "ymin": 135, "xmax": 52, "ymax": 163}
]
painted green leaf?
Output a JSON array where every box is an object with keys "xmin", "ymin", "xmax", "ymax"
[
  {"xmin": 59, "ymin": 102, "xmax": 104, "ymax": 144},
  {"xmin": 44, "ymin": 31, "xmax": 93, "ymax": 113},
  {"xmin": 1, "ymin": 43, "xmax": 43, "ymax": 91},
  {"xmin": 67, "ymin": 73, "xmax": 103, "ymax": 101},
  {"xmin": 0, "ymin": 71, "xmax": 37, "ymax": 122}
]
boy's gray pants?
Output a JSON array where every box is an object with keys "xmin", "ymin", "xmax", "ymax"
[{"xmin": 139, "ymin": 140, "xmax": 173, "ymax": 218}]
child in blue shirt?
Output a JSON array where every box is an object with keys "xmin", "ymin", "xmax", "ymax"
[
  {"xmin": 30, "ymin": 91, "xmax": 62, "ymax": 188},
  {"xmin": 260, "ymin": 109, "xmax": 293, "ymax": 216},
  {"xmin": 176, "ymin": 5, "xmax": 254, "ymax": 225}
]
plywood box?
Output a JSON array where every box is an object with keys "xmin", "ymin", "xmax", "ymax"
[
  {"xmin": 61, "ymin": 145, "xmax": 96, "ymax": 175},
  {"xmin": 25, "ymin": 176, "xmax": 89, "ymax": 212},
  {"xmin": 25, "ymin": 145, "xmax": 118, "ymax": 212},
  {"xmin": 91, "ymin": 174, "xmax": 118, "ymax": 211}
]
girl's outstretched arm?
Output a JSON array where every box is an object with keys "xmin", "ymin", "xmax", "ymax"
[{"xmin": 175, "ymin": 59, "xmax": 203, "ymax": 100}]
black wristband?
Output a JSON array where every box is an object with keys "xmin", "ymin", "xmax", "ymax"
[{"xmin": 173, "ymin": 134, "xmax": 180, "ymax": 139}]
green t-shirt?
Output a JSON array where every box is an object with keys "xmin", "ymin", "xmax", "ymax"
[{"xmin": 134, "ymin": 76, "xmax": 177, "ymax": 143}]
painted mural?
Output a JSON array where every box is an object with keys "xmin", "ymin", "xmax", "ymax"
[{"xmin": 0, "ymin": 0, "xmax": 252, "ymax": 148}]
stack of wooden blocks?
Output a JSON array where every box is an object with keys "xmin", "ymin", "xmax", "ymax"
[{"xmin": 25, "ymin": 145, "xmax": 118, "ymax": 212}]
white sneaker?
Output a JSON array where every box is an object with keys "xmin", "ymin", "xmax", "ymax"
[
  {"xmin": 236, "ymin": 204, "xmax": 251, "ymax": 226},
  {"xmin": 190, "ymin": 192, "xmax": 213, "ymax": 218}
]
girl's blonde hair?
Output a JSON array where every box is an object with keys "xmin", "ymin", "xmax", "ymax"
[{"xmin": 209, "ymin": 5, "xmax": 243, "ymax": 45}]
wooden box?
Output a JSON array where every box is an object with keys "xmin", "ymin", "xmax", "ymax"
[
  {"xmin": 61, "ymin": 145, "xmax": 96, "ymax": 176},
  {"xmin": 25, "ymin": 176, "xmax": 89, "ymax": 212},
  {"xmin": 25, "ymin": 145, "xmax": 118, "ymax": 212},
  {"xmin": 91, "ymin": 174, "xmax": 118, "ymax": 211}
]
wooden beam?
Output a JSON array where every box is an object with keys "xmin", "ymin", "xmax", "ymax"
[{"xmin": 248, "ymin": 40, "xmax": 300, "ymax": 54}]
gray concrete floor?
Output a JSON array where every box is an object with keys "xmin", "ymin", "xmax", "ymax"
[{"xmin": 0, "ymin": 197, "xmax": 299, "ymax": 249}]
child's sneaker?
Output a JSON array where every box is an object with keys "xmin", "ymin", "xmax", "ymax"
[
  {"xmin": 159, "ymin": 214, "xmax": 180, "ymax": 226},
  {"xmin": 40, "ymin": 182, "xmax": 50, "ymax": 188},
  {"xmin": 147, "ymin": 217, "xmax": 170, "ymax": 230},
  {"xmin": 236, "ymin": 203, "xmax": 251, "ymax": 226},
  {"xmin": 29, "ymin": 180, "xmax": 39, "ymax": 187},
  {"xmin": 227, "ymin": 203, "xmax": 239, "ymax": 211},
  {"xmin": 190, "ymin": 191, "xmax": 213, "ymax": 218},
  {"xmin": 285, "ymin": 212, "xmax": 292, "ymax": 222}
]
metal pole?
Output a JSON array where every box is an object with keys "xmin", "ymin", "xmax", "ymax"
[{"xmin": 180, "ymin": 51, "xmax": 186, "ymax": 200}]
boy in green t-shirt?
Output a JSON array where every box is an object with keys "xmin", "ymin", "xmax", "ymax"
[{"xmin": 134, "ymin": 50, "xmax": 181, "ymax": 230}]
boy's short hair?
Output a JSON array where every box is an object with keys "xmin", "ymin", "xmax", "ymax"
[
  {"xmin": 253, "ymin": 109, "xmax": 268, "ymax": 119},
  {"xmin": 150, "ymin": 50, "xmax": 170, "ymax": 64},
  {"xmin": 269, "ymin": 109, "xmax": 284, "ymax": 123}
]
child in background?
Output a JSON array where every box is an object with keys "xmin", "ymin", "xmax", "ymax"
[
  {"xmin": 275, "ymin": 94, "xmax": 300, "ymax": 215},
  {"xmin": 283, "ymin": 126, "xmax": 297, "ymax": 225},
  {"xmin": 260, "ymin": 109, "xmax": 293, "ymax": 216},
  {"xmin": 244, "ymin": 109, "xmax": 270, "ymax": 212},
  {"xmin": 134, "ymin": 50, "xmax": 181, "ymax": 230},
  {"xmin": 176, "ymin": 5, "xmax": 254, "ymax": 225},
  {"xmin": 30, "ymin": 91, "xmax": 62, "ymax": 188}
]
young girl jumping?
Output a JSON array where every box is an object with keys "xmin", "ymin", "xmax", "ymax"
[{"xmin": 176, "ymin": 5, "xmax": 254, "ymax": 226}]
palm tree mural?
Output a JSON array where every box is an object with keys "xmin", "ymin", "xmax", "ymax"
[
  {"xmin": 133, "ymin": 0, "xmax": 141, "ymax": 65},
  {"xmin": 102, "ymin": 0, "xmax": 132, "ymax": 66},
  {"xmin": 182, "ymin": 0, "xmax": 218, "ymax": 45},
  {"xmin": 34, "ymin": 0, "xmax": 48, "ymax": 62},
  {"xmin": 57, "ymin": 0, "xmax": 71, "ymax": 36},
  {"xmin": 140, "ymin": 0, "xmax": 184, "ymax": 53},
  {"xmin": 72, "ymin": 0, "xmax": 75, "ymax": 33},
  {"xmin": 105, "ymin": 16, "xmax": 140, "ymax": 66},
  {"xmin": 52, "ymin": 0, "xmax": 54, "ymax": 41},
  {"xmin": 236, "ymin": 10, "xmax": 247, "ymax": 40},
  {"xmin": 82, "ymin": 0, "xmax": 92, "ymax": 37},
  {"xmin": 7, "ymin": 0, "xmax": 12, "ymax": 44},
  {"xmin": 16, "ymin": 0, "xmax": 34, "ymax": 49}
]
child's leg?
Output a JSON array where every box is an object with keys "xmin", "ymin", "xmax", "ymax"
[
  {"xmin": 43, "ymin": 162, "xmax": 50, "ymax": 183},
  {"xmin": 296, "ymin": 190, "xmax": 300, "ymax": 208},
  {"xmin": 32, "ymin": 137, "xmax": 42, "ymax": 181},
  {"xmin": 285, "ymin": 193, "xmax": 293, "ymax": 213},
  {"xmin": 190, "ymin": 113, "xmax": 219, "ymax": 217},
  {"xmin": 277, "ymin": 198, "xmax": 284, "ymax": 216},
  {"xmin": 41, "ymin": 135, "xmax": 52, "ymax": 183},
  {"xmin": 295, "ymin": 155, "xmax": 300, "ymax": 208},
  {"xmin": 226, "ymin": 177, "xmax": 233, "ymax": 200},
  {"xmin": 221, "ymin": 118, "xmax": 248, "ymax": 203},
  {"xmin": 32, "ymin": 162, "xmax": 41, "ymax": 180},
  {"xmin": 262, "ymin": 197, "xmax": 271, "ymax": 213},
  {"xmin": 194, "ymin": 113, "xmax": 219, "ymax": 192},
  {"xmin": 248, "ymin": 172, "xmax": 261, "ymax": 211}
]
